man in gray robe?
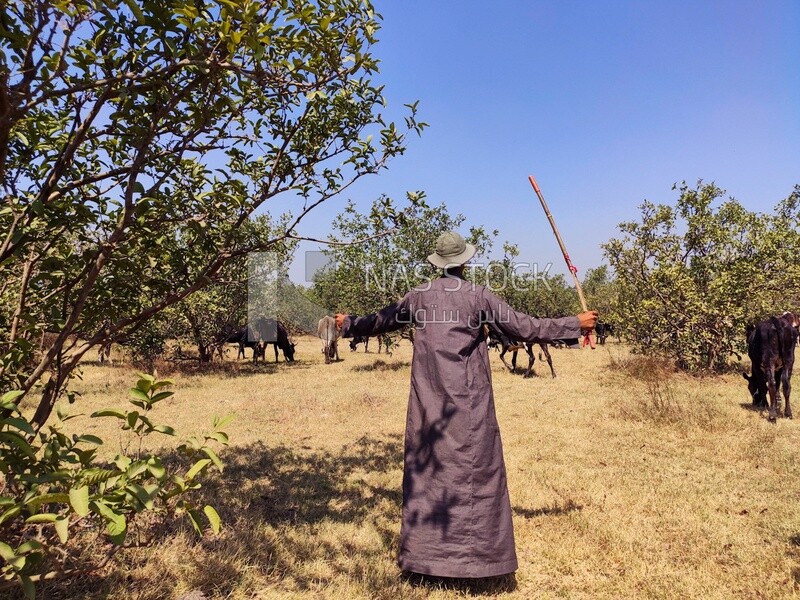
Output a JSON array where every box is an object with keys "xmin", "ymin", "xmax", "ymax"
[{"xmin": 336, "ymin": 231, "xmax": 598, "ymax": 579}]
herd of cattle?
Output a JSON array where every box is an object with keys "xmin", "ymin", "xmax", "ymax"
[
  {"xmin": 230, "ymin": 316, "xmax": 615, "ymax": 377},
  {"xmin": 224, "ymin": 312, "xmax": 799, "ymax": 422}
]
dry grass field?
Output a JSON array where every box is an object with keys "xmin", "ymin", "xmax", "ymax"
[{"xmin": 19, "ymin": 336, "xmax": 800, "ymax": 599}]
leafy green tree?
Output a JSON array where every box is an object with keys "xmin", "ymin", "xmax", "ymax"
[
  {"xmin": 471, "ymin": 242, "xmax": 582, "ymax": 319},
  {"xmin": 313, "ymin": 193, "xmax": 496, "ymax": 315},
  {"xmin": 582, "ymin": 265, "xmax": 618, "ymax": 322},
  {"xmin": 604, "ymin": 181, "xmax": 800, "ymax": 371},
  {"xmin": 0, "ymin": 0, "xmax": 424, "ymax": 426}
]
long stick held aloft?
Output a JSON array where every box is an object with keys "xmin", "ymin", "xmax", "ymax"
[{"xmin": 528, "ymin": 175, "xmax": 588, "ymax": 312}]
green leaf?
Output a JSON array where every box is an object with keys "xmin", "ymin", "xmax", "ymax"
[
  {"xmin": 206, "ymin": 431, "xmax": 229, "ymax": 444},
  {"xmin": 25, "ymin": 493, "xmax": 70, "ymax": 510},
  {"xmin": 20, "ymin": 574, "xmax": 35, "ymax": 600},
  {"xmin": 186, "ymin": 508, "xmax": 204, "ymax": 536},
  {"xmin": 203, "ymin": 505, "xmax": 221, "ymax": 534},
  {"xmin": 0, "ymin": 431, "xmax": 36, "ymax": 459},
  {"xmin": 0, "ymin": 505, "xmax": 21, "ymax": 526},
  {"xmin": 69, "ymin": 486, "xmax": 90, "ymax": 517},
  {"xmin": 185, "ymin": 458, "xmax": 211, "ymax": 480},
  {"xmin": 90, "ymin": 408, "xmax": 126, "ymax": 419},
  {"xmin": 2, "ymin": 416, "xmax": 35, "ymax": 435},
  {"xmin": 25, "ymin": 513, "xmax": 58, "ymax": 523},
  {"xmin": 147, "ymin": 457, "xmax": 166, "ymax": 479},
  {"xmin": 126, "ymin": 411, "xmax": 140, "ymax": 429},
  {"xmin": 201, "ymin": 447, "xmax": 224, "ymax": 472},
  {"xmin": 127, "ymin": 483, "xmax": 153, "ymax": 510},
  {"xmin": 152, "ymin": 425, "xmax": 176, "ymax": 435},
  {"xmin": 16, "ymin": 540, "xmax": 42, "ymax": 554},
  {"xmin": 91, "ymin": 501, "xmax": 127, "ymax": 544},
  {"xmin": 126, "ymin": 461, "xmax": 148, "ymax": 480},
  {"xmin": 75, "ymin": 434, "xmax": 103, "ymax": 445},
  {"xmin": 113, "ymin": 455, "xmax": 131, "ymax": 470},
  {"xmin": 213, "ymin": 414, "xmax": 236, "ymax": 429},
  {"xmin": 136, "ymin": 374, "xmax": 154, "ymax": 391},
  {"xmin": 54, "ymin": 516, "xmax": 69, "ymax": 544},
  {"xmin": 150, "ymin": 391, "xmax": 173, "ymax": 404},
  {"xmin": 129, "ymin": 388, "xmax": 150, "ymax": 406},
  {"xmin": 150, "ymin": 379, "xmax": 174, "ymax": 391},
  {"xmin": 1, "ymin": 390, "xmax": 24, "ymax": 406},
  {"xmin": 0, "ymin": 541, "xmax": 14, "ymax": 560},
  {"xmin": 120, "ymin": 0, "xmax": 145, "ymax": 24}
]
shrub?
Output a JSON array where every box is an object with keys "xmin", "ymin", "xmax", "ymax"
[{"xmin": 0, "ymin": 375, "xmax": 231, "ymax": 598}]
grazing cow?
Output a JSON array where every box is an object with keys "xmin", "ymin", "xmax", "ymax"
[
  {"xmin": 742, "ymin": 312, "xmax": 799, "ymax": 422},
  {"xmin": 486, "ymin": 324, "xmax": 556, "ymax": 378},
  {"xmin": 349, "ymin": 334, "xmax": 389, "ymax": 354},
  {"xmin": 595, "ymin": 321, "xmax": 614, "ymax": 345},
  {"xmin": 349, "ymin": 335, "xmax": 370, "ymax": 352},
  {"xmin": 262, "ymin": 320, "xmax": 296, "ymax": 363},
  {"xmin": 224, "ymin": 325, "xmax": 253, "ymax": 360},
  {"xmin": 317, "ymin": 316, "xmax": 340, "ymax": 364},
  {"xmin": 227, "ymin": 319, "xmax": 296, "ymax": 363}
]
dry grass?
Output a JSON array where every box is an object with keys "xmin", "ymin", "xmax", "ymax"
[{"xmin": 15, "ymin": 338, "xmax": 800, "ymax": 599}]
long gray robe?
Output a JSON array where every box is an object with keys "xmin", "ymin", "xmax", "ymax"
[{"xmin": 342, "ymin": 276, "xmax": 580, "ymax": 578}]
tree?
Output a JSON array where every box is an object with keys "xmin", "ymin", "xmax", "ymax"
[
  {"xmin": 0, "ymin": 0, "xmax": 425, "ymax": 426},
  {"xmin": 582, "ymin": 265, "xmax": 617, "ymax": 322},
  {"xmin": 312, "ymin": 193, "xmax": 496, "ymax": 315},
  {"xmin": 603, "ymin": 181, "xmax": 800, "ymax": 371},
  {"xmin": 472, "ymin": 242, "xmax": 582, "ymax": 319}
]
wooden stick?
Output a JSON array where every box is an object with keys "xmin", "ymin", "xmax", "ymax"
[{"xmin": 528, "ymin": 175, "xmax": 589, "ymax": 312}]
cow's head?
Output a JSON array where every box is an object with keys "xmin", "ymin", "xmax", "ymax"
[
  {"xmin": 349, "ymin": 338, "xmax": 359, "ymax": 351},
  {"xmin": 742, "ymin": 371, "xmax": 765, "ymax": 405},
  {"xmin": 284, "ymin": 341, "xmax": 296, "ymax": 362}
]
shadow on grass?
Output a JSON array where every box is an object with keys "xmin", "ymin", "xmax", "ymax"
[
  {"xmin": 401, "ymin": 571, "xmax": 518, "ymax": 595},
  {"xmin": 352, "ymin": 360, "xmax": 411, "ymax": 372},
  {"xmin": 503, "ymin": 367, "xmax": 548, "ymax": 379},
  {"xmin": 27, "ymin": 436, "xmax": 409, "ymax": 600},
  {"xmin": 26, "ymin": 436, "xmax": 559, "ymax": 599},
  {"xmin": 513, "ymin": 499, "xmax": 583, "ymax": 519},
  {"xmin": 158, "ymin": 358, "xmax": 315, "ymax": 379}
]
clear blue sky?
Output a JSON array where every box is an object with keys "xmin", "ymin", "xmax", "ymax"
[{"xmin": 284, "ymin": 0, "xmax": 800, "ymax": 283}]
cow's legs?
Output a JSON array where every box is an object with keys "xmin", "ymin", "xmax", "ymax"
[
  {"xmin": 238, "ymin": 342, "xmax": 246, "ymax": 360},
  {"xmin": 499, "ymin": 347, "xmax": 514, "ymax": 371},
  {"xmin": 523, "ymin": 343, "xmax": 535, "ymax": 378},
  {"xmin": 782, "ymin": 367, "xmax": 793, "ymax": 419},
  {"xmin": 540, "ymin": 343, "xmax": 556, "ymax": 378},
  {"xmin": 333, "ymin": 340, "xmax": 339, "ymax": 362},
  {"xmin": 766, "ymin": 365, "xmax": 779, "ymax": 422},
  {"xmin": 365, "ymin": 337, "xmax": 370, "ymax": 353}
]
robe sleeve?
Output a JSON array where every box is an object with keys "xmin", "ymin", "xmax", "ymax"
[
  {"xmin": 341, "ymin": 292, "xmax": 415, "ymax": 338},
  {"xmin": 480, "ymin": 287, "xmax": 581, "ymax": 343}
]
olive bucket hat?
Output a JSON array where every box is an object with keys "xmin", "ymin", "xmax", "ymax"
[{"xmin": 427, "ymin": 231, "xmax": 477, "ymax": 269}]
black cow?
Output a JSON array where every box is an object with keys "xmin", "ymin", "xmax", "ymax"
[
  {"xmin": 259, "ymin": 319, "xmax": 296, "ymax": 364},
  {"xmin": 485, "ymin": 324, "xmax": 556, "ymax": 378},
  {"xmin": 742, "ymin": 312, "xmax": 799, "ymax": 422},
  {"xmin": 349, "ymin": 334, "xmax": 389, "ymax": 353},
  {"xmin": 227, "ymin": 319, "xmax": 296, "ymax": 363},
  {"xmin": 349, "ymin": 335, "xmax": 370, "ymax": 352},
  {"xmin": 595, "ymin": 321, "xmax": 614, "ymax": 345},
  {"xmin": 224, "ymin": 325, "xmax": 254, "ymax": 360}
]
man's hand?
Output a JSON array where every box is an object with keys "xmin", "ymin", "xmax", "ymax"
[
  {"xmin": 335, "ymin": 313, "xmax": 346, "ymax": 330},
  {"xmin": 578, "ymin": 310, "xmax": 599, "ymax": 331}
]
